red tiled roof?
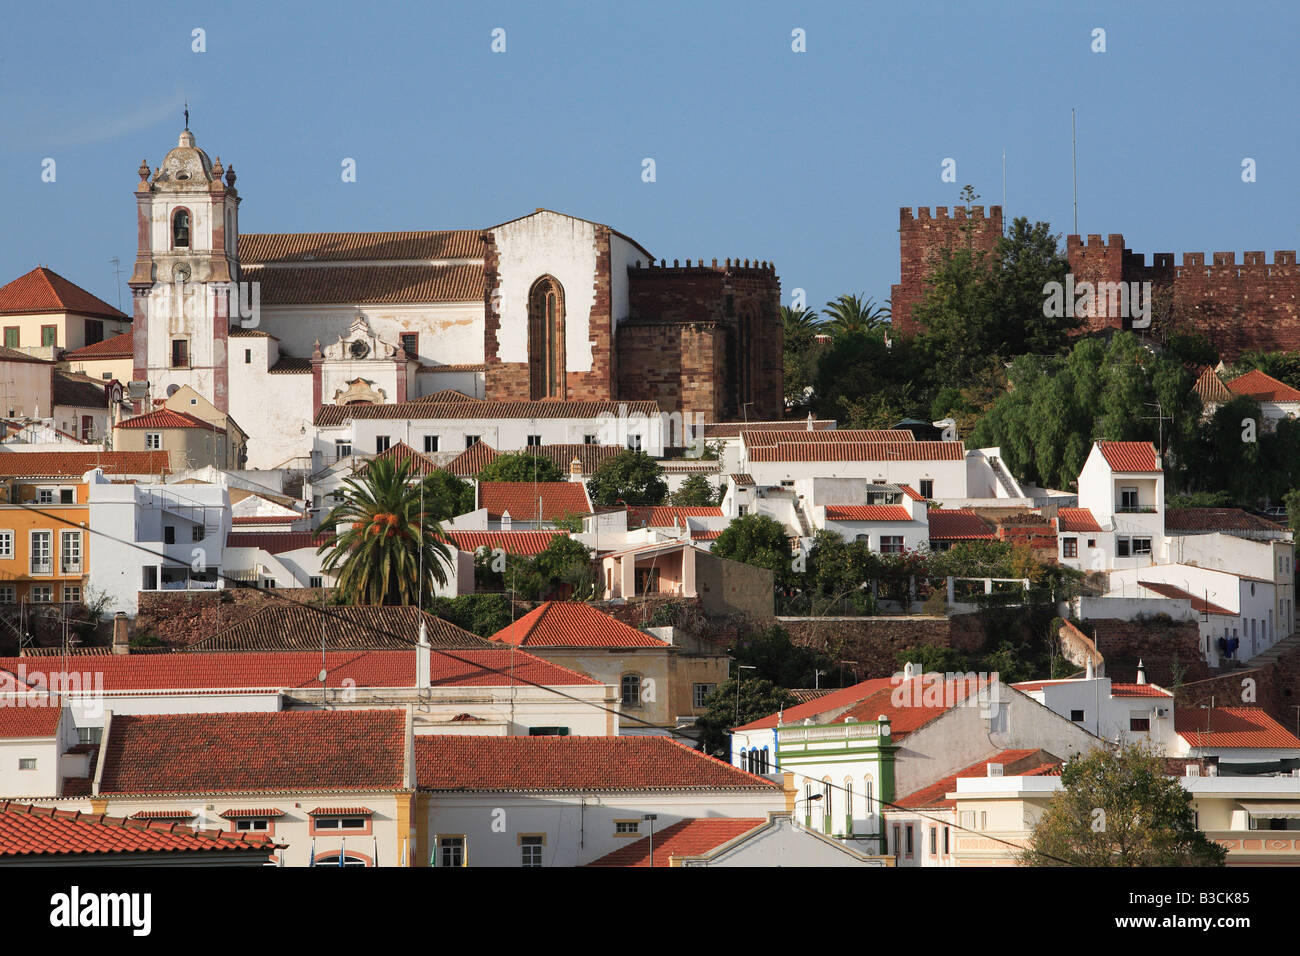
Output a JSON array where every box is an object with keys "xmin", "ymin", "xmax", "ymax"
[
  {"xmin": 834, "ymin": 674, "xmax": 995, "ymax": 735},
  {"xmin": 0, "ymin": 802, "xmax": 275, "ymax": 858},
  {"xmin": 97, "ymin": 711, "xmax": 405, "ymax": 795},
  {"xmin": 219, "ymin": 809, "xmax": 285, "ymax": 819},
  {"xmin": 0, "ymin": 702, "xmax": 61, "ymax": 738},
  {"xmin": 0, "ymin": 647, "xmax": 597, "ymax": 691},
  {"xmin": 895, "ymin": 749, "xmax": 1058, "ymax": 809},
  {"xmin": 703, "ymin": 420, "xmax": 835, "ymax": 439},
  {"xmin": 242, "ymin": 264, "xmax": 483, "ymax": 306},
  {"xmin": 444, "ymin": 440, "xmax": 497, "ymax": 476},
  {"xmin": 734, "ymin": 677, "xmax": 896, "ymax": 732},
  {"xmin": 1175, "ymin": 707, "xmax": 1300, "ymax": 749},
  {"xmin": 238, "ymin": 230, "xmax": 483, "ymax": 263},
  {"xmin": 268, "ymin": 356, "xmax": 312, "ymax": 374},
  {"xmin": 0, "ymin": 267, "xmax": 128, "ymax": 319},
  {"xmin": 748, "ymin": 440, "xmax": 964, "ymax": 463},
  {"xmin": 1097, "ymin": 441, "xmax": 1160, "ymax": 473},
  {"xmin": 742, "ymin": 429, "xmax": 914, "ymax": 447},
  {"xmin": 117, "ymin": 408, "xmax": 224, "ymax": 432},
  {"xmin": 53, "ymin": 370, "xmax": 108, "ymax": 409},
  {"xmin": 315, "ymin": 400, "xmax": 659, "ymax": 426},
  {"xmin": 729, "ymin": 473, "xmax": 755, "ymax": 485},
  {"xmin": 490, "ymin": 602, "xmax": 666, "ymax": 648},
  {"xmin": 899, "ymin": 484, "xmax": 926, "ymax": 501},
  {"xmin": 1056, "ymin": 507, "xmax": 1103, "ymax": 533},
  {"xmin": 415, "ymin": 736, "xmax": 780, "ymax": 792},
  {"xmin": 62, "ymin": 331, "xmax": 134, "ymax": 360},
  {"xmin": 363, "ymin": 441, "xmax": 441, "ymax": 476},
  {"xmin": 823, "ymin": 505, "xmax": 914, "ymax": 522},
  {"xmin": 445, "ymin": 530, "xmax": 565, "ymax": 556},
  {"xmin": 1109, "ymin": 682, "xmax": 1173, "ymax": 698},
  {"xmin": 626, "ymin": 506, "xmax": 723, "ymax": 527},
  {"xmin": 1226, "ymin": 368, "xmax": 1300, "ymax": 403},
  {"xmin": 1165, "ymin": 508, "xmax": 1284, "ymax": 534},
  {"xmin": 231, "ymin": 515, "xmax": 301, "ymax": 525},
  {"xmin": 692, "ymin": 530, "xmax": 723, "ymax": 541},
  {"xmin": 417, "ymin": 389, "xmax": 479, "ymax": 402},
  {"xmin": 927, "ymin": 508, "xmax": 993, "ymax": 540},
  {"xmin": 0, "ymin": 450, "xmax": 168, "ymax": 478},
  {"xmin": 1193, "ymin": 366, "xmax": 1232, "ymax": 404},
  {"xmin": 225, "ymin": 530, "xmax": 327, "ymax": 554},
  {"xmin": 1136, "ymin": 581, "xmax": 1235, "ymax": 616},
  {"xmin": 587, "ymin": 817, "xmax": 766, "ymax": 866},
  {"xmin": 180, "ymin": 605, "xmax": 493, "ymax": 652},
  {"xmin": 131, "ymin": 809, "xmax": 196, "ymax": 820},
  {"xmin": 478, "ymin": 481, "xmax": 590, "ymax": 522},
  {"xmin": 307, "ymin": 807, "xmax": 373, "ymax": 817}
]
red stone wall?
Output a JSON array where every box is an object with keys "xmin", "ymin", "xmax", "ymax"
[{"xmin": 891, "ymin": 205, "xmax": 1004, "ymax": 336}]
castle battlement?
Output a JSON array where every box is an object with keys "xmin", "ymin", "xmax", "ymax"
[
  {"xmin": 630, "ymin": 258, "xmax": 777, "ymax": 275},
  {"xmin": 901, "ymin": 204, "xmax": 1002, "ymax": 223}
]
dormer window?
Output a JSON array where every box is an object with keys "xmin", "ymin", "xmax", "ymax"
[{"xmin": 173, "ymin": 209, "xmax": 191, "ymax": 248}]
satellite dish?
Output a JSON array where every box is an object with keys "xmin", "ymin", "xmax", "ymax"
[
  {"xmin": 166, "ymin": 384, "xmax": 180, "ymax": 398},
  {"xmin": 318, "ymin": 668, "xmax": 328, "ymax": 682}
]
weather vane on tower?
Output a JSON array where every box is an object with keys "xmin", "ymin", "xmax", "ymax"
[{"xmin": 184, "ymin": 99, "xmax": 189, "ymax": 130}]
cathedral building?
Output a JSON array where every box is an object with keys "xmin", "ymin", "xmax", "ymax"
[{"xmin": 127, "ymin": 128, "xmax": 783, "ymax": 469}]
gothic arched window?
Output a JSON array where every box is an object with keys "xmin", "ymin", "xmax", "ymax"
[
  {"xmin": 528, "ymin": 276, "xmax": 565, "ymax": 400},
  {"xmin": 173, "ymin": 208, "xmax": 191, "ymax": 248}
]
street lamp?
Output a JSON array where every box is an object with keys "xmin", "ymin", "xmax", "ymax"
[
  {"xmin": 840, "ymin": 660, "xmax": 859, "ymax": 685},
  {"xmin": 734, "ymin": 664, "xmax": 757, "ymax": 724},
  {"xmin": 792, "ymin": 792, "xmax": 823, "ymax": 828},
  {"xmin": 643, "ymin": 813, "xmax": 658, "ymax": 865}
]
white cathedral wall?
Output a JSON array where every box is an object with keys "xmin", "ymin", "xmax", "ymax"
[
  {"xmin": 609, "ymin": 234, "xmax": 641, "ymax": 327},
  {"xmin": 254, "ymin": 303, "xmax": 483, "ymax": 368},
  {"xmin": 492, "ymin": 212, "xmax": 597, "ymax": 373},
  {"xmin": 229, "ymin": 361, "xmax": 313, "ymax": 470}
]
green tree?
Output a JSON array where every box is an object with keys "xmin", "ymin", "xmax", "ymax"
[
  {"xmin": 670, "ymin": 474, "xmax": 719, "ymax": 506},
  {"xmin": 711, "ymin": 514, "xmax": 793, "ymax": 584},
  {"xmin": 421, "ymin": 469, "xmax": 475, "ymax": 520},
  {"xmin": 822, "ymin": 293, "xmax": 889, "ymax": 337},
  {"xmin": 1225, "ymin": 350, "xmax": 1300, "ymax": 391},
  {"xmin": 587, "ymin": 450, "xmax": 668, "ymax": 506},
  {"xmin": 782, "ymin": 305, "xmax": 825, "ymax": 411},
  {"xmin": 731, "ymin": 624, "xmax": 831, "ymax": 688},
  {"xmin": 316, "ymin": 458, "xmax": 453, "ymax": 605},
  {"xmin": 477, "ymin": 452, "xmax": 564, "ymax": 483},
  {"xmin": 696, "ymin": 678, "xmax": 795, "ymax": 758},
  {"xmin": 1020, "ymin": 744, "xmax": 1226, "ymax": 866},
  {"xmin": 427, "ymin": 594, "xmax": 514, "ymax": 637}
]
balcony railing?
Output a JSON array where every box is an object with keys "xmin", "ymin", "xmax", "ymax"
[
  {"xmin": 60, "ymin": 560, "xmax": 82, "ymax": 574},
  {"xmin": 29, "ymin": 559, "xmax": 52, "ymax": 575}
]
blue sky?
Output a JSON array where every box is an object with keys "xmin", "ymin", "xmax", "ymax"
[{"xmin": 2, "ymin": 0, "xmax": 1295, "ymax": 317}]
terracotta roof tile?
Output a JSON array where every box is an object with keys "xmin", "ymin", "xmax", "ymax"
[
  {"xmin": 315, "ymin": 399, "xmax": 659, "ymax": 426},
  {"xmin": 1110, "ymin": 682, "xmax": 1175, "ymax": 698},
  {"xmin": 1175, "ymin": 707, "xmax": 1300, "ymax": 749},
  {"xmin": 363, "ymin": 441, "xmax": 442, "ymax": 476},
  {"xmin": 735, "ymin": 677, "xmax": 897, "ymax": 732},
  {"xmin": 0, "ymin": 450, "xmax": 168, "ymax": 478},
  {"xmin": 0, "ymin": 801, "xmax": 276, "ymax": 858},
  {"xmin": 307, "ymin": 807, "xmax": 373, "ymax": 816},
  {"xmin": 587, "ymin": 817, "xmax": 767, "ymax": 866},
  {"xmin": 268, "ymin": 356, "xmax": 312, "ymax": 374},
  {"xmin": 225, "ymin": 530, "xmax": 328, "ymax": 554},
  {"xmin": 179, "ymin": 605, "xmax": 493, "ymax": 652},
  {"xmin": 1165, "ymin": 508, "xmax": 1284, "ymax": 534},
  {"xmin": 443, "ymin": 440, "xmax": 497, "ymax": 475},
  {"xmin": 0, "ymin": 267, "xmax": 128, "ymax": 319},
  {"xmin": 116, "ymin": 408, "xmax": 224, "ymax": 432},
  {"xmin": 627, "ymin": 506, "xmax": 723, "ymax": 527},
  {"xmin": 418, "ymin": 389, "xmax": 479, "ymax": 403},
  {"xmin": 1226, "ymin": 369, "xmax": 1300, "ymax": 403},
  {"xmin": 52, "ymin": 370, "xmax": 108, "ymax": 409},
  {"xmin": 742, "ymin": 428, "xmax": 914, "ymax": 447},
  {"xmin": 97, "ymin": 711, "xmax": 405, "ymax": 795},
  {"xmin": 0, "ymin": 701, "xmax": 61, "ymax": 738},
  {"xmin": 62, "ymin": 331, "xmax": 134, "ymax": 359},
  {"xmin": 238, "ymin": 231, "xmax": 483, "ymax": 263},
  {"xmin": 1192, "ymin": 366, "xmax": 1232, "ymax": 404},
  {"xmin": 1097, "ymin": 441, "xmax": 1160, "ymax": 473},
  {"xmin": 926, "ymin": 508, "xmax": 993, "ymax": 540},
  {"xmin": 219, "ymin": 808, "xmax": 285, "ymax": 819},
  {"xmin": 748, "ymin": 441, "xmax": 964, "ymax": 463},
  {"xmin": 416, "ymin": 736, "xmax": 780, "ymax": 792},
  {"xmin": 491, "ymin": 602, "xmax": 666, "ymax": 648},
  {"xmin": 894, "ymin": 749, "xmax": 1059, "ymax": 810},
  {"xmin": 1055, "ymin": 507, "xmax": 1103, "ymax": 533},
  {"xmin": 0, "ymin": 646, "xmax": 597, "ymax": 690},
  {"xmin": 729, "ymin": 473, "xmax": 755, "ymax": 485},
  {"xmin": 445, "ymin": 530, "xmax": 566, "ymax": 556},
  {"xmin": 824, "ymin": 505, "xmax": 914, "ymax": 522},
  {"xmin": 702, "ymin": 420, "xmax": 835, "ymax": 438},
  {"xmin": 242, "ymin": 264, "xmax": 482, "ymax": 306},
  {"xmin": 834, "ymin": 674, "xmax": 996, "ymax": 736},
  {"xmin": 478, "ymin": 481, "xmax": 591, "ymax": 522}
]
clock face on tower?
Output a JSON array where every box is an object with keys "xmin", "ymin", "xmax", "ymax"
[
  {"xmin": 173, "ymin": 262, "xmax": 192, "ymax": 283},
  {"xmin": 350, "ymin": 339, "xmax": 370, "ymax": 359}
]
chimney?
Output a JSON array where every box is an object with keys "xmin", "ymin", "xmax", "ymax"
[
  {"xmin": 903, "ymin": 661, "xmax": 915, "ymax": 680},
  {"xmin": 569, "ymin": 456, "xmax": 583, "ymax": 482},
  {"xmin": 112, "ymin": 612, "xmax": 129, "ymax": 655},
  {"xmin": 500, "ymin": 509, "xmax": 512, "ymax": 530},
  {"xmin": 806, "ymin": 412, "xmax": 814, "ymax": 431},
  {"xmin": 1136, "ymin": 659, "xmax": 1146, "ymax": 685},
  {"xmin": 1085, "ymin": 657, "xmax": 1095, "ymax": 680},
  {"xmin": 416, "ymin": 618, "xmax": 431, "ymax": 690},
  {"xmin": 986, "ymin": 763, "xmax": 1004, "ymax": 777}
]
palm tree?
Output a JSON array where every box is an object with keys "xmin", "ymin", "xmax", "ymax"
[
  {"xmin": 781, "ymin": 305, "xmax": 823, "ymax": 340},
  {"xmin": 316, "ymin": 457, "xmax": 453, "ymax": 605},
  {"xmin": 823, "ymin": 293, "xmax": 890, "ymax": 336}
]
